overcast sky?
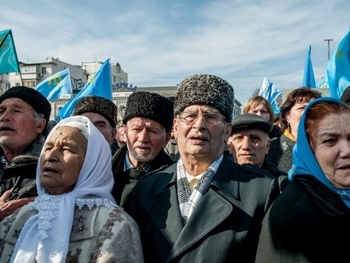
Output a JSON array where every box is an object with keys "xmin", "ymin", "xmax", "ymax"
[{"xmin": 2, "ymin": 0, "xmax": 350, "ymax": 105}]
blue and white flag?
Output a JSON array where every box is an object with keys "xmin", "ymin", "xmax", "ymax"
[
  {"xmin": 259, "ymin": 77, "xmax": 282, "ymax": 114},
  {"xmin": 59, "ymin": 58, "xmax": 112, "ymax": 119},
  {"xmin": 303, "ymin": 45, "xmax": 316, "ymax": 88},
  {"xmin": 0, "ymin": 29, "xmax": 20, "ymax": 74},
  {"xmin": 327, "ymin": 30, "xmax": 350, "ymax": 98},
  {"xmin": 36, "ymin": 68, "xmax": 72, "ymax": 101}
]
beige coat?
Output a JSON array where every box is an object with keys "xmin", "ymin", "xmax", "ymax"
[{"xmin": 0, "ymin": 203, "xmax": 144, "ymax": 263}]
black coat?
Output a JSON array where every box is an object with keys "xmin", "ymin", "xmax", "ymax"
[
  {"xmin": 0, "ymin": 135, "xmax": 45, "ymax": 199},
  {"xmin": 255, "ymin": 175, "xmax": 350, "ymax": 262},
  {"xmin": 130, "ymin": 156, "xmax": 279, "ymax": 263},
  {"xmin": 111, "ymin": 145, "xmax": 174, "ymax": 209}
]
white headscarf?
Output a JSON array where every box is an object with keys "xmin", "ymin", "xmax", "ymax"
[{"xmin": 11, "ymin": 115, "xmax": 116, "ymax": 263}]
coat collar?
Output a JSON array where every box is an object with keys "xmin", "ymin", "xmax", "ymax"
[{"xmin": 143, "ymin": 157, "xmax": 240, "ymax": 260}]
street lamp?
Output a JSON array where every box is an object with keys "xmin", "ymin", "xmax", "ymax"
[{"xmin": 324, "ymin": 39, "xmax": 333, "ymax": 61}]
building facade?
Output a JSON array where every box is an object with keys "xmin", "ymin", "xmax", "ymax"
[{"xmin": 0, "ymin": 58, "xmax": 242, "ymax": 122}]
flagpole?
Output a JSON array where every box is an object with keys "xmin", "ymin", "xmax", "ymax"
[
  {"xmin": 324, "ymin": 39, "xmax": 333, "ymax": 61},
  {"xmin": 9, "ymin": 30, "xmax": 23, "ymax": 85}
]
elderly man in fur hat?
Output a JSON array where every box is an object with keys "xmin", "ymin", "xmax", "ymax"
[
  {"xmin": 0, "ymin": 86, "xmax": 51, "ymax": 220},
  {"xmin": 111, "ymin": 91, "xmax": 174, "ymax": 209},
  {"xmin": 72, "ymin": 95, "xmax": 119, "ymax": 155},
  {"xmin": 129, "ymin": 74, "xmax": 279, "ymax": 263}
]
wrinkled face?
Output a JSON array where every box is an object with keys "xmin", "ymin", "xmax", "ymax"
[
  {"xmin": 229, "ymin": 129, "xmax": 270, "ymax": 167},
  {"xmin": 126, "ymin": 117, "xmax": 169, "ymax": 167},
  {"xmin": 174, "ymin": 105, "xmax": 231, "ymax": 162},
  {"xmin": 40, "ymin": 126, "xmax": 87, "ymax": 195},
  {"xmin": 248, "ymin": 104, "xmax": 270, "ymax": 121},
  {"xmin": 0, "ymin": 98, "xmax": 45, "ymax": 152},
  {"xmin": 81, "ymin": 112, "xmax": 116, "ymax": 144},
  {"xmin": 312, "ymin": 113, "xmax": 350, "ymax": 189},
  {"xmin": 286, "ymin": 99, "xmax": 313, "ymax": 137}
]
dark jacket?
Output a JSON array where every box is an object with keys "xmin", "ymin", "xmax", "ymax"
[
  {"xmin": 164, "ymin": 139, "xmax": 180, "ymax": 162},
  {"xmin": 266, "ymin": 133, "xmax": 295, "ymax": 173},
  {"xmin": 130, "ymin": 156, "xmax": 279, "ymax": 263},
  {"xmin": 261, "ymin": 160, "xmax": 289, "ymax": 192},
  {"xmin": 0, "ymin": 135, "xmax": 45, "ymax": 199},
  {"xmin": 111, "ymin": 145, "xmax": 174, "ymax": 209},
  {"xmin": 255, "ymin": 175, "xmax": 350, "ymax": 263}
]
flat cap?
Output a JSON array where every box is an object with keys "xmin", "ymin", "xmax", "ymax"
[{"xmin": 231, "ymin": 113, "xmax": 272, "ymax": 135}]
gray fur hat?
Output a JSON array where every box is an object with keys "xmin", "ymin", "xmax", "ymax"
[
  {"xmin": 231, "ymin": 113, "xmax": 272, "ymax": 135},
  {"xmin": 72, "ymin": 95, "xmax": 118, "ymax": 127},
  {"xmin": 174, "ymin": 74, "xmax": 234, "ymax": 121},
  {"xmin": 123, "ymin": 91, "xmax": 174, "ymax": 132}
]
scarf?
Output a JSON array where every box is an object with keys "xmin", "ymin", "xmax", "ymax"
[
  {"xmin": 10, "ymin": 116, "xmax": 116, "ymax": 263},
  {"xmin": 289, "ymin": 97, "xmax": 350, "ymax": 208},
  {"xmin": 177, "ymin": 155, "xmax": 223, "ymax": 224}
]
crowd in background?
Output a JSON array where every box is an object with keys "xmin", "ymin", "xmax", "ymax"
[{"xmin": 0, "ymin": 78, "xmax": 350, "ymax": 262}]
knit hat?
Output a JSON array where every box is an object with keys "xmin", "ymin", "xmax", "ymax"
[
  {"xmin": 174, "ymin": 74, "xmax": 234, "ymax": 121},
  {"xmin": 123, "ymin": 91, "xmax": 174, "ymax": 132},
  {"xmin": 231, "ymin": 113, "xmax": 272, "ymax": 135},
  {"xmin": 72, "ymin": 95, "xmax": 118, "ymax": 127},
  {"xmin": 0, "ymin": 86, "xmax": 51, "ymax": 125}
]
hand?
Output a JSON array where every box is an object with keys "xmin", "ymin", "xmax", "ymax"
[{"xmin": 0, "ymin": 189, "xmax": 35, "ymax": 220}]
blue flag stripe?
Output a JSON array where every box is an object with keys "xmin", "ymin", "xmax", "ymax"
[
  {"xmin": 59, "ymin": 58, "xmax": 112, "ymax": 119},
  {"xmin": 0, "ymin": 29, "xmax": 20, "ymax": 74},
  {"xmin": 35, "ymin": 68, "xmax": 72, "ymax": 101},
  {"xmin": 327, "ymin": 30, "xmax": 350, "ymax": 98}
]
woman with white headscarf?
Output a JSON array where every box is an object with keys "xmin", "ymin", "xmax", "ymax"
[{"xmin": 0, "ymin": 116, "xmax": 144, "ymax": 263}]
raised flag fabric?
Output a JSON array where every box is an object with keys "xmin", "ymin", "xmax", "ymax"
[
  {"xmin": 35, "ymin": 68, "xmax": 72, "ymax": 101},
  {"xmin": 259, "ymin": 77, "xmax": 282, "ymax": 114},
  {"xmin": 303, "ymin": 45, "xmax": 316, "ymax": 88},
  {"xmin": 59, "ymin": 58, "xmax": 112, "ymax": 119},
  {"xmin": 327, "ymin": 31, "xmax": 350, "ymax": 98},
  {"xmin": 0, "ymin": 29, "xmax": 20, "ymax": 74}
]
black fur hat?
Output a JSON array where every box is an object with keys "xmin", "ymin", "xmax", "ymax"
[
  {"xmin": 174, "ymin": 74, "xmax": 234, "ymax": 121},
  {"xmin": 0, "ymin": 86, "xmax": 51, "ymax": 126},
  {"xmin": 72, "ymin": 95, "xmax": 118, "ymax": 127},
  {"xmin": 123, "ymin": 91, "xmax": 173, "ymax": 132}
]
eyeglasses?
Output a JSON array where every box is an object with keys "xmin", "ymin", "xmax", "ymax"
[{"xmin": 178, "ymin": 111, "xmax": 226, "ymax": 125}]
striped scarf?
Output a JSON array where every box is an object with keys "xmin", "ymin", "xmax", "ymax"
[{"xmin": 176, "ymin": 155, "xmax": 223, "ymax": 224}]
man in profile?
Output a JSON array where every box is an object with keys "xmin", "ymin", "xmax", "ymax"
[{"xmin": 0, "ymin": 86, "xmax": 51, "ymax": 220}]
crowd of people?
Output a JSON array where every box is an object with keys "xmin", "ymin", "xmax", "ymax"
[{"xmin": 0, "ymin": 77, "xmax": 349, "ymax": 262}]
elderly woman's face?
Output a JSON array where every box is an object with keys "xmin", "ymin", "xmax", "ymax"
[
  {"xmin": 40, "ymin": 126, "xmax": 87, "ymax": 195},
  {"xmin": 313, "ymin": 113, "xmax": 350, "ymax": 189}
]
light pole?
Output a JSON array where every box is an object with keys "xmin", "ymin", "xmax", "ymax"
[{"xmin": 324, "ymin": 39, "xmax": 333, "ymax": 61}]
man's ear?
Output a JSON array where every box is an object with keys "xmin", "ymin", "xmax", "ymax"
[
  {"xmin": 36, "ymin": 118, "xmax": 46, "ymax": 133},
  {"xmin": 163, "ymin": 132, "xmax": 171, "ymax": 148}
]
